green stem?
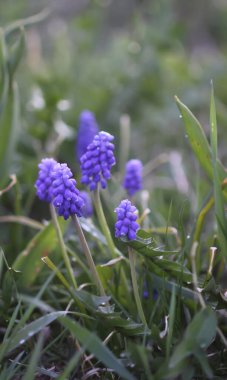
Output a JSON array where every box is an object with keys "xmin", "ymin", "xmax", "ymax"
[
  {"xmin": 193, "ymin": 196, "xmax": 214, "ymax": 242},
  {"xmin": 190, "ymin": 242, "xmax": 206, "ymax": 309},
  {"xmin": 50, "ymin": 204, "xmax": 77, "ymax": 290},
  {"xmin": 93, "ymin": 187, "xmax": 117, "ymax": 258},
  {"xmin": 71, "ymin": 214, "xmax": 107, "ymax": 298},
  {"xmin": 41, "ymin": 256, "xmax": 85, "ymax": 312},
  {"xmin": 119, "ymin": 114, "xmax": 130, "ymax": 176},
  {"xmin": 128, "ymin": 246, "xmax": 147, "ymax": 326},
  {"xmin": 193, "ymin": 179, "xmax": 227, "ymax": 243}
]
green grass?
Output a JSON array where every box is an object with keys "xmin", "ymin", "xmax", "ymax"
[{"xmin": 1, "ymin": 5, "xmax": 227, "ymax": 379}]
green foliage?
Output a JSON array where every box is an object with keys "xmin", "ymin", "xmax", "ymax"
[{"xmin": 1, "ymin": 2, "xmax": 227, "ymax": 379}]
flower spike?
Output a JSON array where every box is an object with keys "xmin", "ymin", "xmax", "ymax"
[
  {"xmin": 76, "ymin": 110, "xmax": 99, "ymax": 161},
  {"xmin": 123, "ymin": 159, "xmax": 143, "ymax": 196},
  {"xmin": 80, "ymin": 131, "xmax": 116, "ymax": 191},
  {"xmin": 51, "ymin": 163, "xmax": 84, "ymax": 220},
  {"xmin": 35, "ymin": 158, "xmax": 57, "ymax": 203},
  {"xmin": 115, "ymin": 199, "xmax": 140, "ymax": 240}
]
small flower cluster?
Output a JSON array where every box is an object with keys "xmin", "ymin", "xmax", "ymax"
[
  {"xmin": 123, "ymin": 159, "xmax": 143, "ymax": 196},
  {"xmin": 115, "ymin": 199, "xmax": 139, "ymax": 240},
  {"xmin": 76, "ymin": 110, "xmax": 99, "ymax": 161},
  {"xmin": 80, "ymin": 131, "xmax": 116, "ymax": 191},
  {"xmin": 35, "ymin": 159, "xmax": 84, "ymax": 220},
  {"xmin": 35, "ymin": 158, "xmax": 57, "ymax": 202},
  {"xmin": 51, "ymin": 163, "xmax": 84, "ymax": 220}
]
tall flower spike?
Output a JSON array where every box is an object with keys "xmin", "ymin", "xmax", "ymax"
[
  {"xmin": 115, "ymin": 199, "xmax": 139, "ymax": 240},
  {"xmin": 35, "ymin": 158, "xmax": 57, "ymax": 202},
  {"xmin": 123, "ymin": 159, "xmax": 143, "ymax": 196},
  {"xmin": 76, "ymin": 110, "xmax": 99, "ymax": 161},
  {"xmin": 80, "ymin": 131, "xmax": 116, "ymax": 191},
  {"xmin": 80, "ymin": 191, "xmax": 93, "ymax": 218},
  {"xmin": 51, "ymin": 163, "xmax": 84, "ymax": 220}
]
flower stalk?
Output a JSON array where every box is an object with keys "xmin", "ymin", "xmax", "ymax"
[
  {"xmin": 94, "ymin": 187, "xmax": 118, "ymax": 258},
  {"xmin": 72, "ymin": 214, "xmax": 107, "ymax": 298},
  {"xmin": 50, "ymin": 203, "xmax": 77, "ymax": 290},
  {"xmin": 128, "ymin": 246, "xmax": 147, "ymax": 327}
]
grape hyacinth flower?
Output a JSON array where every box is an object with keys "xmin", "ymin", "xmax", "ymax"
[
  {"xmin": 76, "ymin": 110, "xmax": 99, "ymax": 161},
  {"xmin": 80, "ymin": 131, "xmax": 116, "ymax": 191},
  {"xmin": 115, "ymin": 199, "xmax": 139, "ymax": 240},
  {"xmin": 35, "ymin": 158, "xmax": 57, "ymax": 202},
  {"xmin": 51, "ymin": 163, "xmax": 84, "ymax": 220},
  {"xmin": 123, "ymin": 159, "xmax": 143, "ymax": 196},
  {"xmin": 80, "ymin": 191, "xmax": 93, "ymax": 218}
]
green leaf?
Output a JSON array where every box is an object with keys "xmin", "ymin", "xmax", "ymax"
[
  {"xmin": 125, "ymin": 230, "xmax": 191, "ymax": 282},
  {"xmin": 60, "ymin": 316, "xmax": 136, "ymax": 380},
  {"xmin": 127, "ymin": 229, "xmax": 180, "ymax": 258},
  {"xmin": 156, "ymin": 357, "xmax": 192, "ymax": 379},
  {"xmin": 194, "ymin": 346, "xmax": 213, "ymax": 379},
  {"xmin": 0, "ymin": 311, "xmax": 66, "ymax": 356},
  {"xmin": 13, "ymin": 220, "xmax": 66, "ymax": 287},
  {"xmin": 22, "ymin": 333, "xmax": 45, "ymax": 380},
  {"xmin": 74, "ymin": 289, "xmax": 147, "ymax": 336},
  {"xmin": 166, "ymin": 284, "xmax": 176, "ymax": 359},
  {"xmin": 185, "ymin": 307, "xmax": 217, "ymax": 348},
  {"xmin": 210, "ymin": 84, "xmax": 227, "ymax": 262},
  {"xmin": 151, "ymin": 274, "xmax": 199, "ymax": 303},
  {"xmin": 0, "ymin": 29, "xmax": 23, "ymax": 178},
  {"xmin": 2, "ymin": 269, "xmax": 19, "ymax": 308},
  {"xmin": 175, "ymin": 96, "xmax": 226, "ymax": 181},
  {"xmin": 0, "ymin": 31, "xmax": 9, "ymax": 109},
  {"xmin": 0, "ymin": 81, "xmax": 20, "ymax": 178},
  {"xmin": 169, "ymin": 307, "xmax": 217, "ymax": 369},
  {"xmin": 153, "ymin": 258, "xmax": 192, "ymax": 282},
  {"xmin": 7, "ymin": 29, "xmax": 25, "ymax": 77}
]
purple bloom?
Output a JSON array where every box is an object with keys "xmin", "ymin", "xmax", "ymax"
[
  {"xmin": 51, "ymin": 163, "xmax": 84, "ymax": 220},
  {"xmin": 35, "ymin": 158, "xmax": 57, "ymax": 202},
  {"xmin": 123, "ymin": 159, "xmax": 143, "ymax": 196},
  {"xmin": 80, "ymin": 131, "xmax": 116, "ymax": 191},
  {"xmin": 76, "ymin": 110, "xmax": 99, "ymax": 161},
  {"xmin": 80, "ymin": 191, "xmax": 93, "ymax": 218},
  {"xmin": 115, "ymin": 199, "xmax": 139, "ymax": 240}
]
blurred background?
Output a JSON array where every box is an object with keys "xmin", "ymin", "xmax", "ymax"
[
  {"xmin": 1, "ymin": 0, "xmax": 227, "ymax": 253},
  {"xmin": 1, "ymin": 0, "xmax": 227, "ymax": 160}
]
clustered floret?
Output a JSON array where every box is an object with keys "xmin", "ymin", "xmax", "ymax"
[
  {"xmin": 115, "ymin": 199, "xmax": 139, "ymax": 240},
  {"xmin": 80, "ymin": 131, "xmax": 116, "ymax": 191},
  {"xmin": 76, "ymin": 110, "xmax": 99, "ymax": 161},
  {"xmin": 35, "ymin": 158, "xmax": 57, "ymax": 202},
  {"xmin": 122, "ymin": 159, "xmax": 143, "ymax": 196},
  {"xmin": 51, "ymin": 163, "xmax": 85, "ymax": 220}
]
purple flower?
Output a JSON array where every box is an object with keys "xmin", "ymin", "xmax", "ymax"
[
  {"xmin": 51, "ymin": 163, "xmax": 84, "ymax": 220},
  {"xmin": 123, "ymin": 159, "xmax": 143, "ymax": 196},
  {"xmin": 115, "ymin": 199, "xmax": 139, "ymax": 240},
  {"xmin": 80, "ymin": 191, "xmax": 93, "ymax": 218},
  {"xmin": 76, "ymin": 110, "xmax": 99, "ymax": 161},
  {"xmin": 35, "ymin": 158, "xmax": 57, "ymax": 202},
  {"xmin": 80, "ymin": 131, "xmax": 116, "ymax": 191}
]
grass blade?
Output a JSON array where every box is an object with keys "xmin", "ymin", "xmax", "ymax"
[
  {"xmin": 175, "ymin": 95, "xmax": 226, "ymax": 181},
  {"xmin": 22, "ymin": 333, "xmax": 44, "ymax": 380},
  {"xmin": 1, "ymin": 311, "xmax": 66, "ymax": 356},
  {"xmin": 60, "ymin": 315, "xmax": 135, "ymax": 380},
  {"xmin": 166, "ymin": 283, "xmax": 176, "ymax": 359},
  {"xmin": 210, "ymin": 83, "xmax": 227, "ymax": 262},
  {"xmin": 13, "ymin": 220, "xmax": 66, "ymax": 287}
]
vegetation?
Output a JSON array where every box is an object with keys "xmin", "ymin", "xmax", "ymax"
[{"xmin": 0, "ymin": 2, "xmax": 227, "ymax": 379}]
